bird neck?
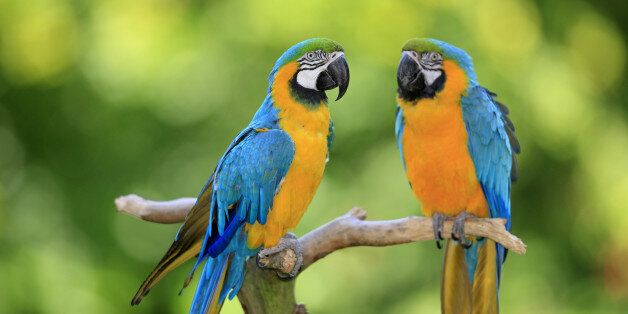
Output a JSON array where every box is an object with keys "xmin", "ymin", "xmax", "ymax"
[
  {"xmin": 271, "ymin": 62, "xmax": 327, "ymax": 109},
  {"xmin": 269, "ymin": 62, "xmax": 330, "ymax": 134}
]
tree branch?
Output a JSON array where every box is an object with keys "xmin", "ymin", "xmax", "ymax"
[
  {"xmin": 298, "ymin": 207, "xmax": 525, "ymax": 269},
  {"xmin": 116, "ymin": 194, "xmax": 526, "ymax": 271},
  {"xmin": 115, "ymin": 194, "xmax": 526, "ymax": 313},
  {"xmin": 115, "ymin": 194, "xmax": 195, "ymax": 224}
]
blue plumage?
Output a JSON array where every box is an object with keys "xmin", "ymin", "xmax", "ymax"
[
  {"xmin": 190, "ymin": 228, "xmax": 255, "ymax": 313},
  {"xmin": 462, "ymin": 86, "xmax": 513, "ymax": 226},
  {"xmin": 187, "ymin": 96, "xmax": 296, "ymax": 312},
  {"xmin": 190, "ymin": 253, "xmax": 228, "ymax": 313},
  {"xmin": 462, "ymin": 86, "xmax": 514, "ymax": 285},
  {"xmin": 394, "ymin": 106, "xmax": 406, "ymax": 170}
]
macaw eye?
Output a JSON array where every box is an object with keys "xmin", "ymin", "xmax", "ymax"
[
  {"xmin": 431, "ymin": 53, "xmax": 438, "ymax": 61},
  {"xmin": 306, "ymin": 52, "xmax": 315, "ymax": 59}
]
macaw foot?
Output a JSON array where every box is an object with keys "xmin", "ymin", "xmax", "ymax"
[
  {"xmin": 256, "ymin": 233, "xmax": 303, "ymax": 279},
  {"xmin": 432, "ymin": 213, "xmax": 446, "ymax": 249},
  {"xmin": 452, "ymin": 212, "xmax": 476, "ymax": 249}
]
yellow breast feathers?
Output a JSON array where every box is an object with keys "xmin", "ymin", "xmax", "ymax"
[{"xmin": 246, "ymin": 62, "xmax": 330, "ymax": 248}]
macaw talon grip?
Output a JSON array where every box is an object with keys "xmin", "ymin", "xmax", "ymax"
[
  {"xmin": 432, "ymin": 213, "xmax": 446, "ymax": 249},
  {"xmin": 256, "ymin": 232, "xmax": 303, "ymax": 279},
  {"xmin": 452, "ymin": 212, "xmax": 476, "ymax": 248}
]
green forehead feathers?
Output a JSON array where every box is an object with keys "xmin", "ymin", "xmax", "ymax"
[
  {"xmin": 401, "ymin": 38, "xmax": 476, "ymax": 81},
  {"xmin": 402, "ymin": 38, "xmax": 444, "ymax": 55},
  {"xmin": 274, "ymin": 38, "xmax": 344, "ymax": 68},
  {"xmin": 269, "ymin": 38, "xmax": 344, "ymax": 84},
  {"xmin": 299, "ymin": 38, "xmax": 344, "ymax": 54}
]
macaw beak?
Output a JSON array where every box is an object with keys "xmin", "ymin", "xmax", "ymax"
[
  {"xmin": 316, "ymin": 55, "xmax": 350, "ymax": 101},
  {"xmin": 397, "ymin": 52, "xmax": 424, "ymax": 92}
]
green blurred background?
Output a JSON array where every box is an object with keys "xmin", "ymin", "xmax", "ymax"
[{"xmin": 0, "ymin": 0, "xmax": 626, "ymax": 313}]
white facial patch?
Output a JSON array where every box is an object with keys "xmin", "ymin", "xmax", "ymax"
[
  {"xmin": 296, "ymin": 51, "xmax": 344, "ymax": 91},
  {"xmin": 403, "ymin": 50, "xmax": 444, "ymax": 87},
  {"xmin": 422, "ymin": 69, "xmax": 442, "ymax": 85},
  {"xmin": 296, "ymin": 68, "xmax": 322, "ymax": 90},
  {"xmin": 418, "ymin": 51, "xmax": 443, "ymax": 86}
]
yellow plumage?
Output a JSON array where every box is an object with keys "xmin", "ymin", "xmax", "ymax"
[{"xmin": 245, "ymin": 61, "xmax": 330, "ymax": 248}]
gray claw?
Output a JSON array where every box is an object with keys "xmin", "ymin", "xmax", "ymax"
[
  {"xmin": 432, "ymin": 213, "xmax": 446, "ymax": 249},
  {"xmin": 452, "ymin": 212, "xmax": 475, "ymax": 248}
]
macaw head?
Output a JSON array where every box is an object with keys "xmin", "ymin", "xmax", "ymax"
[
  {"xmin": 397, "ymin": 38, "xmax": 477, "ymax": 102},
  {"xmin": 269, "ymin": 38, "xmax": 350, "ymax": 105}
]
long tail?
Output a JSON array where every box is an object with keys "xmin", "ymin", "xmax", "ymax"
[
  {"xmin": 442, "ymin": 239, "xmax": 503, "ymax": 314},
  {"xmin": 189, "ymin": 228, "xmax": 251, "ymax": 314},
  {"xmin": 190, "ymin": 253, "xmax": 231, "ymax": 314},
  {"xmin": 132, "ymin": 177, "xmax": 215, "ymax": 305}
]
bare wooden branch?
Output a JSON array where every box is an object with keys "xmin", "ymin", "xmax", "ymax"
[
  {"xmin": 115, "ymin": 194, "xmax": 526, "ymax": 267},
  {"xmin": 299, "ymin": 207, "xmax": 525, "ymax": 268},
  {"xmin": 115, "ymin": 194, "xmax": 195, "ymax": 224},
  {"xmin": 116, "ymin": 194, "xmax": 526, "ymax": 313}
]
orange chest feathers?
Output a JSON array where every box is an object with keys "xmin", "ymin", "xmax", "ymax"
[{"xmin": 399, "ymin": 61, "xmax": 488, "ymax": 218}]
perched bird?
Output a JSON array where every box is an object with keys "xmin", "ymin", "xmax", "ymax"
[
  {"xmin": 131, "ymin": 38, "xmax": 349, "ymax": 313},
  {"xmin": 395, "ymin": 38, "xmax": 519, "ymax": 313}
]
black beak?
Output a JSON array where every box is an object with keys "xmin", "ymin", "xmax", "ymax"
[
  {"xmin": 397, "ymin": 53, "xmax": 424, "ymax": 92},
  {"xmin": 316, "ymin": 55, "xmax": 350, "ymax": 101}
]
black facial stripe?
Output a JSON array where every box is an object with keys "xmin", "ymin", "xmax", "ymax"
[
  {"xmin": 300, "ymin": 65, "xmax": 324, "ymax": 71},
  {"xmin": 299, "ymin": 59, "xmax": 327, "ymax": 71},
  {"xmin": 300, "ymin": 61, "xmax": 325, "ymax": 67},
  {"xmin": 298, "ymin": 56, "xmax": 326, "ymax": 61},
  {"xmin": 311, "ymin": 50, "xmax": 325, "ymax": 59},
  {"xmin": 419, "ymin": 60, "xmax": 442, "ymax": 70},
  {"xmin": 289, "ymin": 75, "xmax": 327, "ymax": 107},
  {"xmin": 421, "ymin": 65, "xmax": 442, "ymax": 71},
  {"xmin": 421, "ymin": 61, "xmax": 441, "ymax": 68}
]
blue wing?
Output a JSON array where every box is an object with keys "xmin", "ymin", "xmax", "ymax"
[
  {"xmin": 462, "ymin": 86, "xmax": 517, "ymax": 226},
  {"xmin": 395, "ymin": 106, "xmax": 406, "ymax": 170},
  {"xmin": 462, "ymin": 86, "xmax": 519, "ymax": 281},
  {"xmin": 195, "ymin": 127, "xmax": 295, "ymax": 261}
]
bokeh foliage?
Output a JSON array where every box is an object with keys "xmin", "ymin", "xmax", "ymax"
[{"xmin": 0, "ymin": 0, "xmax": 626, "ymax": 313}]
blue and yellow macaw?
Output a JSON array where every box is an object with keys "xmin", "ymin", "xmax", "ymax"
[
  {"xmin": 395, "ymin": 38, "xmax": 519, "ymax": 313},
  {"xmin": 130, "ymin": 38, "xmax": 349, "ymax": 313}
]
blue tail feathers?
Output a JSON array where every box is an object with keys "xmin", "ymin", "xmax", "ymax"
[
  {"xmin": 190, "ymin": 253, "xmax": 230, "ymax": 314},
  {"xmin": 188, "ymin": 227, "xmax": 258, "ymax": 314}
]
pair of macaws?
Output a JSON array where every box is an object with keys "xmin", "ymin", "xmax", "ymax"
[{"xmin": 130, "ymin": 38, "xmax": 519, "ymax": 314}]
